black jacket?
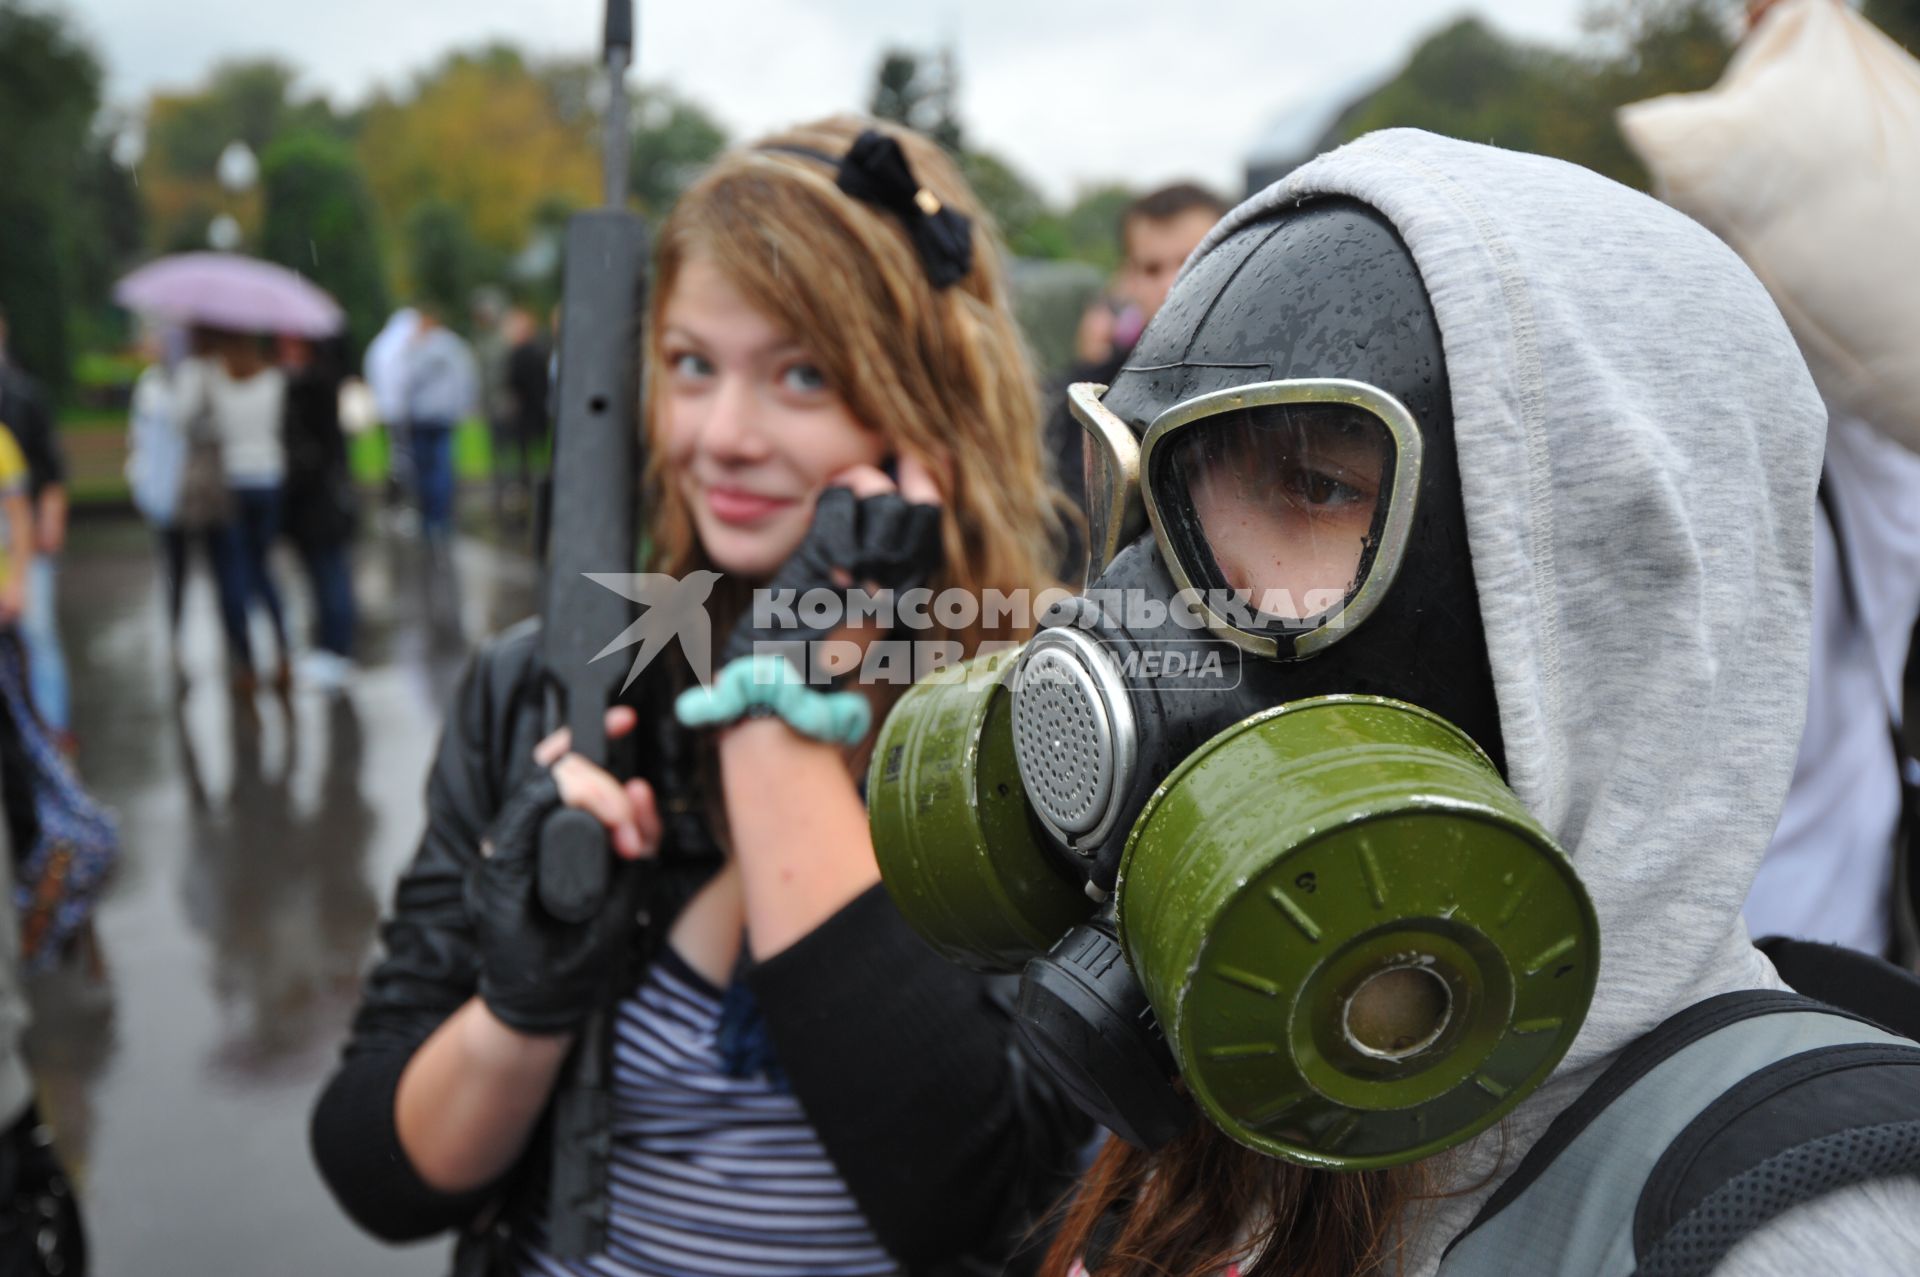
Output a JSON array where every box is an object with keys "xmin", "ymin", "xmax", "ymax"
[
  {"xmin": 0, "ymin": 362, "xmax": 64, "ymax": 500},
  {"xmin": 283, "ymin": 350, "xmax": 355, "ymax": 550},
  {"xmin": 310, "ymin": 620, "xmax": 1091, "ymax": 1274},
  {"xmin": 505, "ymin": 340, "xmax": 550, "ymax": 441}
]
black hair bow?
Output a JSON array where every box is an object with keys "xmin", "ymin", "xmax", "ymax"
[{"xmin": 835, "ymin": 129, "xmax": 975, "ymax": 289}]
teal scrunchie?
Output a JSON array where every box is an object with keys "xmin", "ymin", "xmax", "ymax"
[{"xmin": 673, "ymin": 654, "xmax": 872, "ymax": 747}]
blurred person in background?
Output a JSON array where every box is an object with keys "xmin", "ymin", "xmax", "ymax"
[
  {"xmin": 402, "ymin": 304, "xmax": 478, "ymax": 545},
  {"xmin": 366, "ymin": 306, "xmax": 420, "ymax": 523},
  {"xmin": 0, "ymin": 424, "xmax": 33, "ymax": 636},
  {"xmin": 0, "ymin": 770, "xmax": 86, "ymax": 1274},
  {"xmin": 531, "ymin": 302, "xmax": 565, "ymax": 559},
  {"xmin": 472, "ymin": 292, "xmax": 519, "ymax": 525},
  {"xmin": 498, "ymin": 305, "xmax": 550, "ymax": 523},
  {"xmin": 280, "ymin": 335, "xmax": 358, "ymax": 690},
  {"xmin": 1736, "ymin": 0, "xmax": 1920, "ymax": 970},
  {"xmin": 1109, "ymin": 182, "xmax": 1234, "ymax": 348},
  {"xmin": 0, "ymin": 421, "xmax": 105, "ymax": 1255},
  {"xmin": 1046, "ymin": 183, "xmax": 1228, "ymax": 579},
  {"xmin": 0, "ymin": 406, "xmax": 117, "ymax": 974},
  {"xmin": 311, "ymin": 116, "xmax": 1086, "ymax": 1277},
  {"xmin": 1614, "ymin": 0, "xmax": 1920, "ymax": 968},
  {"xmin": 125, "ymin": 324, "xmax": 201, "ymax": 683},
  {"xmin": 0, "ymin": 307, "xmax": 72, "ymax": 749},
  {"xmin": 181, "ymin": 327, "xmax": 292, "ymax": 696}
]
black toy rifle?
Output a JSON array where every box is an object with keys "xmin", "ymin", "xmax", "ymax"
[
  {"xmin": 537, "ymin": 0, "xmax": 647, "ymax": 1257},
  {"xmin": 538, "ymin": 0, "xmax": 645, "ymax": 929}
]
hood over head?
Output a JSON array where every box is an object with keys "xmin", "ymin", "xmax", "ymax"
[{"xmin": 1193, "ymin": 128, "xmax": 1822, "ymax": 1247}]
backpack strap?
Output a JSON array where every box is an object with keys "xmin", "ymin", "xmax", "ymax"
[
  {"xmin": 1436, "ymin": 991, "xmax": 1915, "ymax": 1277},
  {"xmin": 1632, "ymin": 1039, "xmax": 1920, "ymax": 1275}
]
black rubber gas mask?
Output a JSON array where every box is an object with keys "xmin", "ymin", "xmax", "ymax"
[{"xmin": 868, "ymin": 200, "xmax": 1598, "ymax": 1168}]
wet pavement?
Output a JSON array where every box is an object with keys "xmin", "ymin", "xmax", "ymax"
[{"xmin": 27, "ymin": 511, "xmax": 541, "ymax": 1275}]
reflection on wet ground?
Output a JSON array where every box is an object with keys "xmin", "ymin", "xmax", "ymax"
[{"xmin": 27, "ymin": 514, "xmax": 538, "ymax": 1275}]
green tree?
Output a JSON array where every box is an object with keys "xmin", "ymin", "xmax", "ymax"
[
  {"xmin": 508, "ymin": 193, "xmax": 579, "ymax": 312},
  {"xmin": 866, "ymin": 44, "xmax": 1088, "ymax": 260},
  {"xmin": 532, "ymin": 60, "xmax": 727, "ymax": 220},
  {"xmin": 1330, "ymin": 5, "xmax": 1736, "ymax": 192},
  {"xmin": 405, "ymin": 199, "xmax": 490, "ymax": 327},
  {"xmin": 868, "ymin": 47, "xmax": 964, "ymax": 152},
  {"xmin": 0, "ymin": 0, "xmax": 104, "ymax": 395},
  {"xmin": 0, "ymin": 201, "xmax": 67, "ymax": 388},
  {"xmin": 359, "ymin": 45, "xmax": 601, "ymax": 259},
  {"xmin": 146, "ymin": 59, "xmax": 340, "ymax": 179},
  {"xmin": 1060, "ymin": 184, "xmax": 1135, "ymax": 273},
  {"xmin": 67, "ymin": 131, "xmax": 147, "ymax": 354},
  {"xmin": 142, "ymin": 58, "xmax": 345, "ymax": 253},
  {"xmin": 1583, "ymin": 0, "xmax": 1740, "ymax": 186},
  {"xmin": 1339, "ymin": 18, "xmax": 1611, "ymax": 171},
  {"xmin": 261, "ymin": 131, "xmax": 391, "ymax": 363},
  {"xmin": 630, "ymin": 86, "xmax": 728, "ymax": 219},
  {"xmin": 959, "ymin": 150, "xmax": 1067, "ymax": 259}
]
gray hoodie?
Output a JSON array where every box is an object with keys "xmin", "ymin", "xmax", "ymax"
[{"xmin": 1192, "ymin": 130, "xmax": 1920, "ymax": 1274}]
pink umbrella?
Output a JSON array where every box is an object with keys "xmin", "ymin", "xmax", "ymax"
[{"xmin": 113, "ymin": 252, "xmax": 345, "ymax": 337}]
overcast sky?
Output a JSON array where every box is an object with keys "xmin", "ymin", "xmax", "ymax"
[{"xmin": 61, "ymin": 0, "xmax": 1600, "ymax": 201}]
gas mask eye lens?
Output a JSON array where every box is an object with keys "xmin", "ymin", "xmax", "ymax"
[
  {"xmin": 1161, "ymin": 403, "xmax": 1394, "ymax": 625},
  {"xmin": 1138, "ymin": 379, "xmax": 1424, "ymax": 659}
]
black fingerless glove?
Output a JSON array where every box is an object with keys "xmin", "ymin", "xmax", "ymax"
[
  {"xmin": 467, "ymin": 773, "xmax": 643, "ymax": 1035},
  {"xmin": 720, "ymin": 486, "xmax": 944, "ymax": 676}
]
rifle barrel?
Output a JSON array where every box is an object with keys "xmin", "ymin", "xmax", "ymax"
[{"xmin": 602, "ymin": 1, "xmax": 634, "ymax": 209}]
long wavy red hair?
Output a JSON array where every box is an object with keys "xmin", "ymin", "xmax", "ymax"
[{"xmin": 1041, "ymin": 1124, "xmax": 1438, "ymax": 1277}]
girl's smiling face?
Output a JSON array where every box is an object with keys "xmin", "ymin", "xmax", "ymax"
[{"xmin": 657, "ymin": 253, "xmax": 888, "ymax": 580}]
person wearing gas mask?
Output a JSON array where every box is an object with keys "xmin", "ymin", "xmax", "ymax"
[{"xmin": 867, "ymin": 128, "xmax": 1920, "ymax": 1276}]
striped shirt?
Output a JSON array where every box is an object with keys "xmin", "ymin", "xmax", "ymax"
[{"xmin": 519, "ymin": 949, "xmax": 898, "ymax": 1277}]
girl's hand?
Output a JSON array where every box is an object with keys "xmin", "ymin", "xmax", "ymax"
[
  {"xmin": 823, "ymin": 452, "xmax": 945, "ymax": 507},
  {"xmin": 466, "ymin": 708, "xmax": 661, "ymax": 1037},
  {"xmin": 717, "ymin": 455, "xmax": 946, "ymax": 682},
  {"xmin": 533, "ymin": 706, "xmax": 662, "ymax": 859}
]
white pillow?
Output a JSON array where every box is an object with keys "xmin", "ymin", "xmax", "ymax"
[{"xmin": 1619, "ymin": 0, "xmax": 1920, "ymax": 454}]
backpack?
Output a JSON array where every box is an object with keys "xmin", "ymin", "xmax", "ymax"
[{"xmin": 1437, "ymin": 941, "xmax": 1920, "ymax": 1277}]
